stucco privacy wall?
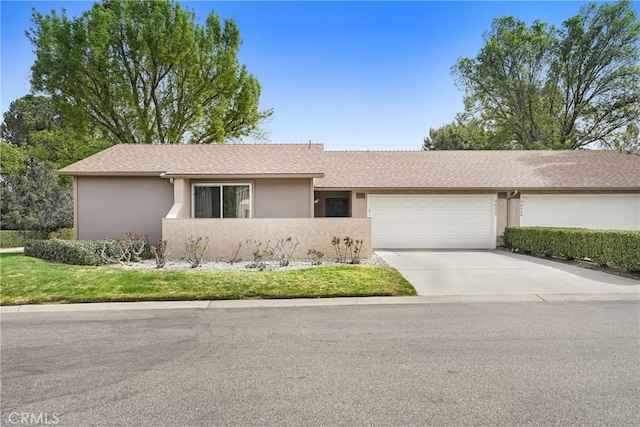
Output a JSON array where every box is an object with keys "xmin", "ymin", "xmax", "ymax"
[
  {"xmin": 76, "ymin": 177, "xmax": 173, "ymax": 243},
  {"xmin": 162, "ymin": 218, "xmax": 372, "ymax": 259}
]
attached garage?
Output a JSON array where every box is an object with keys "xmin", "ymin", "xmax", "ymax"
[
  {"xmin": 521, "ymin": 194, "xmax": 640, "ymax": 230},
  {"xmin": 367, "ymin": 195, "xmax": 496, "ymax": 249}
]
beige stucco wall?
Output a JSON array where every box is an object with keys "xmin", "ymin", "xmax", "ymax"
[
  {"xmin": 352, "ymin": 191, "xmax": 367, "ymax": 218},
  {"xmin": 162, "ymin": 218, "xmax": 372, "ymax": 260},
  {"xmin": 496, "ymin": 197, "xmax": 508, "ymax": 240},
  {"xmin": 254, "ymin": 178, "xmax": 313, "ymax": 218},
  {"xmin": 77, "ymin": 176, "xmax": 173, "ymax": 243},
  {"xmin": 507, "ymin": 197, "xmax": 521, "ymax": 228}
]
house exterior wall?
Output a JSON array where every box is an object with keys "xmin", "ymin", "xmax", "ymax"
[
  {"xmin": 507, "ymin": 197, "xmax": 521, "ymax": 228},
  {"xmin": 162, "ymin": 218, "xmax": 372, "ymax": 259},
  {"xmin": 76, "ymin": 176, "xmax": 173, "ymax": 243},
  {"xmin": 254, "ymin": 178, "xmax": 313, "ymax": 218}
]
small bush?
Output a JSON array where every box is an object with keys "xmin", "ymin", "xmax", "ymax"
[
  {"xmin": 153, "ymin": 240, "xmax": 169, "ymax": 269},
  {"xmin": 48, "ymin": 228, "xmax": 75, "ymax": 240},
  {"xmin": 503, "ymin": 227, "xmax": 640, "ymax": 272},
  {"xmin": 273, "ymin": 237, "xmax": 299, "ymax": 267},
  {"xmin": 245, "ymin": 239, "xmax": 273, "ymax": 271},
  {"xmin": 185, "ymin": 236, "xmax": 209, "ymax": 268},
  {"xmin": 229, "ymin": 242, "xmax": 242, "ymax": 264},
  {"xmin": 307, "ymin": 249, "xmax": 324, "ymax": 266},
  {"xmin": 332, "ymin": 236, "xmax": 364, "ymax": 264},
  {"xmin": 0, "ymin": 230, "xmax": 48, "ymax": 248},
  {"xmin": 24, "ymin": 239, "xmax": 103, "ymax": 266}
]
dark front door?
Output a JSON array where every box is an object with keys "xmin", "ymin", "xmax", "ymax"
[{"xmin": 325, "ymin": 197, "xmax": 349, "ymax": 217}]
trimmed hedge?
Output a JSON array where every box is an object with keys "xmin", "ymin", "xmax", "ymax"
[
  {"xmin": 502, "ymin": 227, "xmax": 640, "ymax": 272},
  {"xmin": 25, "ymin": 239, "xmax": 104, "ymax": 265},
  {"xmin": 24, "ymin": 238, "xmax": 154, "ymax": 266},
  {"xmin": 0, "ymin": 230, "xmax": 48, "ymax": 248}
]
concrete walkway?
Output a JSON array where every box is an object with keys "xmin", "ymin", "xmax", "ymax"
[
  {"xmin": 377, "ymin": 250, "xmax": 640, "ymax": 297},
  {"xmin": 0, "ymin": 247, "xmax": 24, "ymax": 253}
]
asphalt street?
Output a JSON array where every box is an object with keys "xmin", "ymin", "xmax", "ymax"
[{"xmin": 2, "ymin": 301, "xmax": 639, "ymax": 426}]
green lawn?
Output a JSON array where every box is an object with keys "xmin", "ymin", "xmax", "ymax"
[{"xmin": 0, "ymin": 254, "xmax": 416, "ymax": 305}]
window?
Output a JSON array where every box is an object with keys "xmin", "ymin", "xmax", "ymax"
[{"xmin": 193, "ymin": 184, "xmax": 251, "ymax": 218}]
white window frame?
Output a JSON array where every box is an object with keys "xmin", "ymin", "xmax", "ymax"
[{"xmin": 191, "ymin": 183, "xmax": 253, "ymax": 219}]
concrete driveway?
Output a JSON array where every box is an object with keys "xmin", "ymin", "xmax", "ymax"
[{"xmin": 376, "ymin": 250, "xmax": 640, "ymax": 297}]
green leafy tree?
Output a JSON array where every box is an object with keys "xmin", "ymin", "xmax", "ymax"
[
  {"xmin": 450, "ymin": 0, "xmax": 640, "ymax": 149},
  {"xmin": 28, "ymin": 0, "xmax": 272, "ymax": 144},
  {"xmin": 1, "ymin": 95, "xmax": 111, "ymax": 168},
  {"xmin": 1, "ymin": 157, "xmax": 72, "ymax": 231},
  {"xmin": 423, "ymin": 115, "xmax": 509, "ymax": 150}
]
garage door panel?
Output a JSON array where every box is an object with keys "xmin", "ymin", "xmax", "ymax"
[{"xmin": 368, "ymin": 195, "xmax": 495, "ymax": 249}]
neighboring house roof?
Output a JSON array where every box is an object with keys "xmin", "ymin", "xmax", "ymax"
[
  {"xmin": 58, "ymin": 143, "xmax": 325, "ymax": 178},
  {"xmin": 315, "ymin": 150, "xmax": 640, "ymax": 190}
]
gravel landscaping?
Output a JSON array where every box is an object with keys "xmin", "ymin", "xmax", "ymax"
[{"xmin": 111, "ymin": 252, "xmax": 389, "ymax": 271}]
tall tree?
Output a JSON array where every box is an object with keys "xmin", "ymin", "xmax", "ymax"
[
  {"xmin": 422, "ymin": 115, "xmax": 503, "ymax": 150},
  {"xmin": 28, "ymin": 0, "xmax": 272, "ymax": 144},
  {"xmin": 1, "ymin": 157, "xmax": 73, "ymax": 231},
  {"xmin": 1, "ymin": 95, "xmax": 111, "ymax": 168},
  {"xmin": 449, "ymin": 0, "xmax": 640, "ymax": 150}
]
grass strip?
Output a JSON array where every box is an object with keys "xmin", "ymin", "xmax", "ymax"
[{"xmin": 0, "ymin": 254, "xmax": 416, "ymax": 305}]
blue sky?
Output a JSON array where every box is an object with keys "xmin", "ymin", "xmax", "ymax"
[{"xmin": 0, "ymin": 1, "xmax": 629, "ymax": 150}]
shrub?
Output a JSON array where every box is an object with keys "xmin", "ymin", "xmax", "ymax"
[
  {"xmin": 502, "ymin": 227, "xmax": 640, "ymax": 272},
  {"xmin": 273, "ymin": 237, "xmax": 299, "ymax": 267},
  {"xmin": 185, "ymin": 236, "xmax": 209, "ymax": 268},
  {"xmin": 0, "ymin": 230, "xmax": 48, "ymax": 248},
  {"xmin": 24, "ymin": 239, "xmax": 103, "ymax": 266},
  {"xmin": 307, "ymin": 249, "xmax": 324, "ymax": 266},
  {"xmin": 153, "ymin": 240, "xmax": 169, "ymax": 269},
  {"xmin": 332, "ymin": 236, "xmax": 364, "ymax": 264},
  {"xmin": 245, "ymin": 239, "xmax": 273, "ymax": 271},
  {"xmin": 48, "ymin": 228, "xmax": 74, "ymax": 240},
  {"xmin": 229, "ymin": 242, "xmax": 242, "ymax": 264}
]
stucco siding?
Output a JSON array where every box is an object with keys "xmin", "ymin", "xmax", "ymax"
[
  {"xmin": 253, "ymin": 178, "xmax": 312, "ymax": 218},
  {"xmin": 77, "ymin": 177, "xmax": 173, "ymax": 243},
  {"xmin": 162, "ymin": 218, "xmax": 372, "ymax": 259}
]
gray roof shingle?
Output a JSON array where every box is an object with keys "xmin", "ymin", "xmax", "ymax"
[
  {"xmin": 59, "ymin": 144, "xmax": 640, "ymax": 190},
  {"xmin": 58, "ymin": 143, "xmax": 325, "ymax": 177},
  {"xmin": 315, "ymin": 150, "xmax": 640, "ymax": 190}
]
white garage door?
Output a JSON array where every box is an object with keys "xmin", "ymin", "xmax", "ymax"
[
  {"xmin": 368, "ymin": 195, "xmax": 496, "ymax": 249},
  {"xmin": 521, "ymin": 194, "xmax": 640, "ymax": 230}
]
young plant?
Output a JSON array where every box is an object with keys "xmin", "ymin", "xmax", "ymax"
[
  {"xmin": 153, "ymin": 240, "xmax": 169, "ymax": 269},
  {"xmin": 307, "ymin": 249, "xmax": 324, "ymax": 266},
  {"xmin": 185, "ymin": 236, "xmax": 209, "ymax": 268},
  {"xmin": 245, "ymin": 239, "xmax": 274, "ymax": 270},
  {"xmin": 273, "ymin": 237, "xmax": 299, "ymax": 267},
  {"xmin": 331, "ymin": 236, "xmax": 345, "ymax": 263},
  {"xmin": 345, "ymin": 238, "xmax": 363, "ymax": 264},
  {"xmin": 229, "ymin": 241, "xmax": 242, "ymax": 264}
]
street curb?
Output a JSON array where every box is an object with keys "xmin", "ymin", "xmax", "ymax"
[{"xmin": 1, "ymin": 293, "xmax": 638, "ymax": 314}]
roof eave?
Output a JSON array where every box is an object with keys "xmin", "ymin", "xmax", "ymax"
[
  {"xmin": 313, "ymin": 186, "xmax": 640, "ymax": 192},
  {"xmin": 57, "ymin": 171, "xmax": 165, "ymax": 177},
  {"xmin": 162, "ymin": 173, "xmax": 324, "ymax": 179}
]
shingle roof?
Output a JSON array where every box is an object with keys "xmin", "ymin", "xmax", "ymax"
[
  {"xmin": 59, "ymin": 144, "xmax": 640, "ymax": 190},
  {"xmin": 58, "ymin": 143, "xmax": 325, "ymax": 177},
  {"xmin": 315, "ymin": 150, "xmax": 640, "ymax": 190}
]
